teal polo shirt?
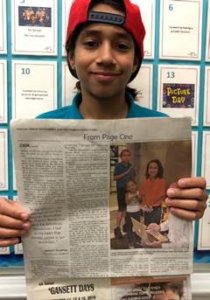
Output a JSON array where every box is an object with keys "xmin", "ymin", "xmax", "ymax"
[{"xmin": 37, "ymin": 93, "xmax": 167, "ymax": 119}]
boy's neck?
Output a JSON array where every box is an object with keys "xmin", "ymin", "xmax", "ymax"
[{"xmin": 79, "ymin": 93, "xmax": 129, "ymax": 119}]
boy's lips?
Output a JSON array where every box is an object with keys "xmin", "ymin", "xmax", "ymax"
[{"xmin": 90, "ymin": 71, "xmax": 120, "ymax": 82}]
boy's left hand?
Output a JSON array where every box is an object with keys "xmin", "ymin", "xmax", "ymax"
[{"xmin": 165, "ymin": 177, "xmax": 208, "ymax": 221}]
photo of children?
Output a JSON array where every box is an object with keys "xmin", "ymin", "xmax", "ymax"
[
  {"xmin": 110, "ymin": 140, "xmax": 191, "ymax": 250},
  {"xmin": 19, "ymin": 6, "xmax": 51, "ymax": 27},
  {"xmin": 111, "ymin": 276, "xmax": 187, "ymax": 300}
]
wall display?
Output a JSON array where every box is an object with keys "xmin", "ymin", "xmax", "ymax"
[
  {"xmin": 198, "ymin": 197, "xmax": 210, "ymax": 250},
  {"xmin": 158, "ymin": 65, "xmax": 199, "ymax": 125},
  {"xmin": 202, "ymin": 132, "xmax": 210, "ymax": 189},
  {"xmin": 204, "ymin": 67, "xmax": 210, "ymax": 125},
  {"xmin": 62, "ymin": 0, "xmax": 72, "ymax": 56},
  {"xmin": 0, "ymin": 0, "xmax": 209, "ymax": 278},
  {"xmin": 0, "ymin": 129, "xmax": 8, "ymax": 191},
  {"xmin": 206, "ymin": 4, "xmax": 210, "ymax": 61},
  {"xmin": 0, "ymin": 0, "xmax": 6, "ymax": 53},
  {"xmin": 129, "ymin": 64, "xmax": 153, "ymax": 108},
  {"xmin": 0, "ymin": 60, "xmax": 7, "ymax": 123},
  {"xmin": 160, "ymin": 0, "xmax": 202, "ymax": 60},
  {"xmin": 135, "ymin": 0, "xmax": 155, "ymax": 59},
  {"xmin": 62, "ymin": 62, "xmax": 78, "ymax": 107},
  {"xmin": 12, "ymin": 61, "xmax": 57, "ymax": 118},
  {"xmin": 12, "ymin": 0, "xmax": 57, "ymax": 55},
  {"xmin": 191, "ymin": 131, "xmax": 198, "ymax": 177}
]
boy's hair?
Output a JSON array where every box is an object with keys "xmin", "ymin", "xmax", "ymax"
[
  {"xmin": 119, "ymin": 149, "xmax": 131, "ymax": 158},
  {"xmin": 145, "ymin": 159, "xmax": 164, "ymax": 179},
  {"xmin": 65, "ymin": 0, "xmax": 145, "ymax": 84}
]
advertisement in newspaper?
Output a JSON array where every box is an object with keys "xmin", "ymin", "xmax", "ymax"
[{"xmin": 11, "ymin": 117, "xmax": 193, "ymax": 299}]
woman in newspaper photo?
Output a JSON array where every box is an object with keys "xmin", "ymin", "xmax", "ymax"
[{"xmin": 0, "ymin": 0, "xmax": 208, "ymax": 250}]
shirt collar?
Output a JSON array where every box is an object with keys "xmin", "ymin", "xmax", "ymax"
[{"xmin": 72, "ymin": 92, "xmax": 135, "ymax": 120}]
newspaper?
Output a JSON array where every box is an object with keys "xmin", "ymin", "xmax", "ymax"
[{"xmin": 11, "ymin": 117, "xmax": 193, "ymax": 299}]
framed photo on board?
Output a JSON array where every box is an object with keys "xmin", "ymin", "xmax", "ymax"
[
  {"xmin": 198, "ymin": 197, "xmax": 210, "ymax": 250},
  {"xmin": 202, "ymin": 132, "xmax": 210, "ymax": 189},
  {"xmin": 158, "ymin": 65, "xmax": 200, "ymax": 125},
  {"xmin": 206, "ymin": 3, "xmax": 210, "ymax": 61},
  {"xmin": 159, "ymin": 0, "xmax": 202, "ymax": 60},
  {"xmin": 12, "ymin": 61, "xmax": 57, "ymax": 118},
  {"xmin": 62, "ymin": 62, "xmax": 78, "ymax": 107},
  {"xmin": 136, "ymin": 0, "xmax": 155, "ymax": 59},
  {"xmin": 0, "ymin": 0, "xmax": 6, "ymax": 53},
  {"xmin": 129, "ymin": 64, "xmax": 153, "ymax": 109},
  {"xmin": 12, "ymin": 0, "xmax": 57, "ymax": 55},
  {"xmin": 62, "ymin": 0, "xmax": 72, "ymax": 56},
  {"xmin": 0, "ymin": 129, "xmax": 8, "ymax": 191},
  {"xmin": 0, "ymin": 60, "xmax": 7, "ymax": 123},
  {"xmin": 204, "ymin": 67, "xmax": 210, "ymax": 125}
]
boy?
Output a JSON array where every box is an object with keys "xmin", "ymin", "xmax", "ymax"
[
  {"xmin": 0, "ymin": 0, "xmax": 207, "ymax": 247},
  {"xmin": 114, "ymin": 149, "xmax": 136, "ymax": 238}
]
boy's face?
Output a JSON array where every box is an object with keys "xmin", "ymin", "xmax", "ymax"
[
  {"xmin": 68, "ymin": 3, "xmax": 138, "ymax": 102},
  {"xmin": 121, "ymin": 151, "xmax": 131, "ymax": 163}
]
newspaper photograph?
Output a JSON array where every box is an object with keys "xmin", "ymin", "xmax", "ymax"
[
  {"xmin": 11, "ymin": 117, "xmax": 193, "ymax": 297},
  {"xmin": 25, "ymin": 275, "xmax": 191, "ymax": 300}
]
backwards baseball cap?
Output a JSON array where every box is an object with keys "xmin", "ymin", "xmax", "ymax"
[{"xmin": 66, "ymin": 0, "xmax": 146, "ymax": 81}]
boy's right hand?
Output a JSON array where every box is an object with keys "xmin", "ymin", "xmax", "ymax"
[{"xmin": 0, "ymin": 197, "xmax": 31, "ymax": 247}]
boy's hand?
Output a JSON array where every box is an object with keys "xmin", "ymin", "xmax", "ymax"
[
  {"xmin": 0, "ymin": 198, "xmax": 31, "ymax": 247},
  {"xmin": 165, "ymin": 177, "xmax": 208, "ymax": 221}
]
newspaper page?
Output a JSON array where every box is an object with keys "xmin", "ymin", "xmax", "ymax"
[{"xmin": 11, "ymin": 117, "xmax": 193, "ymax": 299}]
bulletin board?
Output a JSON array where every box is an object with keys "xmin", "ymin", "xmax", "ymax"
[{"xmin": 0, "ymin": 0, "xmax": 210, "ymax": 271}]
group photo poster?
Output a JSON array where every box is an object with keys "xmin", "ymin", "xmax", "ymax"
[
  {"xmin": 0, "ymin": 0, "xmax": 6, "ymax": 53},
  {"xmin": 11, "ymin": 0, "xmax": 57, "ymax": 55},
  {"xmin": 135, "ymin": 0, "xmax": 155, "ymax": 59},
  {"xmin": 198, "ymin": 197, "xmax": 210, "ymax": 251},
  {"xmin": 204, "ymin": 67, "xmax": 210, "ymax": 125},
  {"xmin": 0, "ymin": 129, "xmax": 8, "ymax": 191},
  {"xmin": 0, "ymin": 60, "xmax": 7, "ymax": 123},
  {"xmin": 202, "ymin": 132, "xmax": 210, "ymax": 190},
  {"xmin": 12, "ymin": 60, "xmax": 57, "ymax": 118},
  {"xmin": 158, "ymin": 65, "xmax": 199, "ymax": 125},
  {"xmin": 159, "ymin": 0, "xmax": 202, "ymax": 60}
]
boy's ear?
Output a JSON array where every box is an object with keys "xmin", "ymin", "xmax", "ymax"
[
  {"xmin": 132, "ymin": 55, "xmax": 139, "ymax": 74},
  {"xmin": 68, "ymin": 51, "xmax": 75, "ymax": 70}
]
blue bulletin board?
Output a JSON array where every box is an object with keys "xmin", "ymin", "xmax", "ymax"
[{"xmin": 0, "ymin": 0, "xmax": 210, "ymax": 271}]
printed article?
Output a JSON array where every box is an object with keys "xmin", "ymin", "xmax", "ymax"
[
  {"xmin": 11, "ymin": 117, "xmax": 193, "ymax": 299},
  {"xmin": 26, "ymin": 275, "xmax": 191, "ymax": 300}
]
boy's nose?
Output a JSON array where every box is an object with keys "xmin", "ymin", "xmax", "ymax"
[{"xmin": 96, "ymin": 42, "xmax": 116, "ymax": 66}]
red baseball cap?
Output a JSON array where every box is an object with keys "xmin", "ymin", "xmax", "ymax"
[{"xmin": 66, "ymin": 0, "xmax": 146, "ymax": 81}]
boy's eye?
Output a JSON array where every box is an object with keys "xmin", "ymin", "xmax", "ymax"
[
  {"xmin": 83, "ymin": 40, "xmax": 98, "ymax": 48},
  {"xmin": 116, "ymin": 42, "xmax": 130, "ymax": 51}
]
